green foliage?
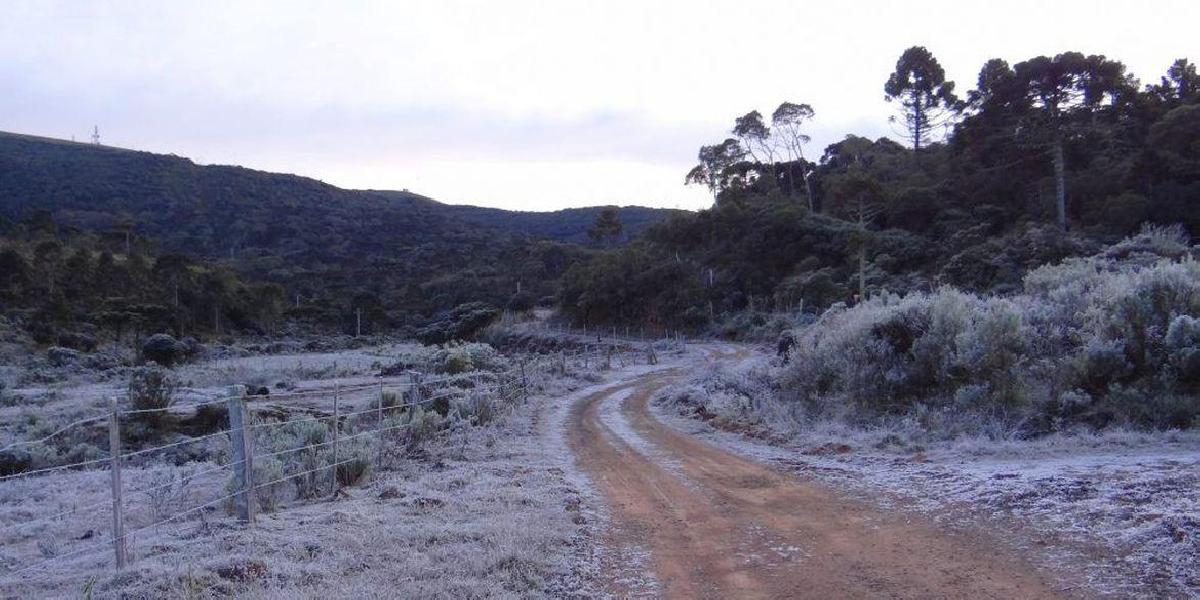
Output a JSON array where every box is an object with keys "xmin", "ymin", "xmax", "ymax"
[
  {"xmin": 141, "ymin": 333, "xmax": 187, "ymax": 366},
  {"xmin": 0, "ymin": 133, "xmax": 660, "ymax": 337},
  {"xmin": 883, "ymin": 46, "xmax": 960, "ymax": 150},
  {"xmin": 414, "ymin": 302, "xmax": 502, "ymax": 345},
  {"xmin": 586, "ymin": 206, "xmax": 624, "ymax": 246}
]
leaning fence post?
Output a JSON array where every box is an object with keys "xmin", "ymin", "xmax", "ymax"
[
  {"xmin": 108, "ymin": 397, "xmax": 127, "ymax": 570},
  {"xmin": 226, "ymin": 384, "xmax": 253, "ymax": 524},
  {"xmin": 331, "ymin": 383, "xmax": 340, "ymax": 495}
]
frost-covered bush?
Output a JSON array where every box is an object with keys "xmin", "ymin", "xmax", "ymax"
[
  {"xmin": 127, "ymin": 366, "xmax": 177, "ymax": 434},
  {"xmin": 253, "ymin": 418, "xmax": 331, "ymax": 500},
  {"xmin": 776, "ymin": 229, "xmax": 1200, "ymax": 438},
  {"xmin": 335, "ymin": 450, "xmax": 372, "ymax": 488},
  {"xmin": 381, "ymin": 405, "xmax": 444, "ymax": 457},
  {"xmin": 382, "ymin": 342, "xmax": 508, "ymax": 376},
  {"xmin": 1166, "ymin": 315, "xmax": 1200, "ymax": 384}
]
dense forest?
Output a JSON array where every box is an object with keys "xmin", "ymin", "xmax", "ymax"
[
  {"xmin": 0, "ymin": 217, "xmax": 285, "ymax": 348},
  {"xmin": 561, "ymin": 50, "xmax": 1200, "ymax": 330}
]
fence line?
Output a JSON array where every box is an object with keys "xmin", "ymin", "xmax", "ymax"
[
  {"xmin": 0, "ymin": 342, "xmax": 654, "ymax": 585},
  {"xmin": 0, "ymin": 416, "xmax": 109, "ymax": 453}
]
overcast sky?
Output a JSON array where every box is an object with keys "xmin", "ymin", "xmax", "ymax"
[{"xmin": 2, "ymin": 1, "xmax": 1195, "ymax": 211}]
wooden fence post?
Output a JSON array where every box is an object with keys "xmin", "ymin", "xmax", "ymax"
[
  {"xmin": 408, "ymin": 372, "xmax": 423, "ymax": 409},
  {"xmin": 376, "ymin": 381, "xmax": 385, "ymax": 465},
  {"xmin": 331, "ymin": 383, "xmax": 340, "ymax": 495},
  {"xmin": 107, "ymin": 397, "xmax": 127, "ymax": 570},
  {"xmin": 520, "ymin": 361, "xmax": 528, "ymax": 403},
  {"xmin": 226, "ymin": 385, "xmax": 253, "ymax": 524}
]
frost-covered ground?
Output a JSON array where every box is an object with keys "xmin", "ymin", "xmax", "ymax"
[
  {"xmin": 0, "ymin": 337, "xmax": 689, "ymax": 598},
  {"xmin": 656, "ymin": 349, "xmax": 1200, "ymax": 599},
  {"xmin": 1, "ymin": 343, "xmax": 412, "ymax": 431}
]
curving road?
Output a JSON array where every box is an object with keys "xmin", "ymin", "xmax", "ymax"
[{"xmin": 566, "ymin": 357, "xmax": 1068, "ymax": 599}]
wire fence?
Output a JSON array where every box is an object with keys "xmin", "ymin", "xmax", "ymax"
[{"xmin": 0, "ymin": 342, "xmax": 662, "ymax": 586}]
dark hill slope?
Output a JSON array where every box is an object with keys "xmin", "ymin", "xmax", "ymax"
[
  {"xmin": 435, "ymin": 204, "xmax": 675, "ymax": 246},
  {"xmin": 365, "ymin": 191, "xmax": 677, "ymax": 246},
  {"xmin": 0, "ymin": 131, "xmax": 613, "ymax": 323}
]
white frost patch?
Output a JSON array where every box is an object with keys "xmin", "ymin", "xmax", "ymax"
[{"xmin": 594, "ymin": 388, "xmax": 692, "ymax": 485}]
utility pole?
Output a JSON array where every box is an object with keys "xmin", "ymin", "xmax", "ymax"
[
  {"xmin": 92, "ymin": 126, "xmax": 101, "ymax": 145},
  {"xmin": 355, "ymin": 308, "xmax": 362, "ymax": 338}
]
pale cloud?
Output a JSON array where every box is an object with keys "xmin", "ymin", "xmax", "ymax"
[{"xmin": 0, "ymin": 0, "xmax": 1194, "ymax": 210}]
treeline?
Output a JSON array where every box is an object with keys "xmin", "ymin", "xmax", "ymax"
[
  {"xmin": 0, "ymin": 213, "xmax": 287, "ymax": 348},
  {"xmin": 561, "ymin": 50, "xmax": 1200, "ymax": 329},
  {"xmin": 0, "ymin": 133, "xmax": 602, "ymax": 337}
]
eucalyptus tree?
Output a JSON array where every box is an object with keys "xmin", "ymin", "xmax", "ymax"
[
  {"xmin": 732, "ymin": 111, "xmax": 781, "ymax": 189},
  {"xmin": 685, "ymin": 138, "xmax": 745, "ymax": 205},
  {"xmin": 771, "ymin": 101, "xmax": 817, "ymax": 209}
]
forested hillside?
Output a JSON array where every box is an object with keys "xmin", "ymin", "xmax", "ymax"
[
  {"xmin": 561, "ymin": 52, "xmax": 1200, "ymax": 330},
  {"xmin": 0, "ymin": 132, "xmax": 657, "ymax": 337},
  {"xmin": 370, "ymin": 190, "xmax": 675, "ymax": 246}
]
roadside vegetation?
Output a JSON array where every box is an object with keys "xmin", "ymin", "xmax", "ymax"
[{"xmin": 663, "ymin": 227, "xmax": 1200, "ymax": 442}]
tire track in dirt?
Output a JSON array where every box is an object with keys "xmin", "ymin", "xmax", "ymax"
[{"xmin": 567, "ymin": 358, "xmax": 1071, "ymax": 599}]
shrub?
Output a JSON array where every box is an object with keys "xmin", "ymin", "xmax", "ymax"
[
  {"xmin": 127, "ymin": 366, "xmax": 177, "ymax": 433},
  {"xmin": 457, "ymin": 390, "xmax": 499, "ymax": 426},
  {"xmin": 384, "ymin": 406, "xmax": 443, "ymax": 455},
  {"xmin": 254, "ymin": 458, "xmax": 287, "ymax": 512},
  {"xmin": 142, "ymin": 333, "xmax": 188, "ymax": 367},
  {"xmin": 415, "ymin": 302, "xmax": 501, "ymax": 345},
  {"xmin": 46, "ymin": 346, "xmax": 81, "ymax": 367},
  {"xmin": 335, "ymin": 451, "xmax": 372, "ymax": 487},
  {"xmin": 57, "ymin": 332, "xmax": 98, "ymax": 352},
  {"xmin": 254, "ymin": 419, "xmax": 330, "ymax": 500},
  {"xmin": 774, "ymin": 231, "xmax": 1200, "ymax": 437}
]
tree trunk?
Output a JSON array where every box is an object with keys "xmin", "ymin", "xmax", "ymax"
[
  {"xmin": 1052, "ymin": 140, "xmax": 1067, "ymax": 231},
  {"xmin": 857, "ymin": 205, "xmax": 867, "ymax": 302},
  {"xmin": 802, "ymin": 170, "xmax": 815, "ymax": 212},
  {"xmin": 858, "ymin": 246, "xmax": 866, "ymax": 302}
]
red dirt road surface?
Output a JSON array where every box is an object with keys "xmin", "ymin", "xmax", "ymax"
[{"xmin": 567, "ymin": 369, "xmax": 1070, "ymax": 599}]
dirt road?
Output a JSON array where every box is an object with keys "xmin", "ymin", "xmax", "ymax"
[{"xmin": 567, "ymin": 366, "xmax": 1070, "ymax": 599}]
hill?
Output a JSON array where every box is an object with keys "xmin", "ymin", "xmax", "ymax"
[
  {"xmin": 0, "ymin": 131, "xmax": 670, "ymax": 333},
  {"xmin": 441, "ymin": 203, "xmax": 679, "ymax": 246}
]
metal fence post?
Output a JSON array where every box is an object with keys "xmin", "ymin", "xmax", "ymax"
[
  {"xmin": 226, "ymin": 384, "xmax": 253, "ymax": 524},
  {"xmin": 107, "ymin": 397, "xmax": 127, "ymax": 570}
]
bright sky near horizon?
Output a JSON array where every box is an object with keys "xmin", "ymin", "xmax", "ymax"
[{"xmin": 1, "ymin": 1, "xmax": 1195, "ymax": 211}]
